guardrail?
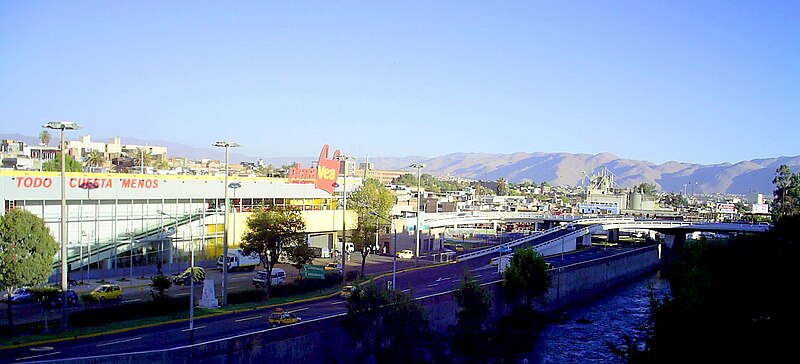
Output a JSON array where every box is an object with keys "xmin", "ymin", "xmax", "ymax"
[{"xmin": 457, "ymin": 224, "xmax": 570, "ymax": 262}]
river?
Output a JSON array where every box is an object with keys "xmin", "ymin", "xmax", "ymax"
[{"xmin": 525, "ymin": 272, "xmax": 670, "ymax": 363}]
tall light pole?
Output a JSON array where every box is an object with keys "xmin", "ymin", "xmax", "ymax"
[
  {"xmin": 410, "ymin": 163, "xmax": 425, "ymax": 266},
  {"xmin": 370, "ymin": 211, "xmax": 396, "ymax": 290},
  {"xmin": 43, "ymin": 121, "xmax": 80, "ymax": 328},
  {"xmin": 336, "ymin": 155, "xmax": 353, "ymax": 284},
  {"xmin": 228, "ymin": 182, "xmax": 241, "ymax": 264},
  {"xmin": 159, "ymin": 210, "xmax": 195, "ymax": 343},
  {"xmin": 213, "ymin": 141, "xmax": 239, "ymax": 306}
]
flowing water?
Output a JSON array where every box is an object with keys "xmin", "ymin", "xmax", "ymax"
[{"xmin": 525, "ymin": 272, "xmax": 670, "ymax": 363}]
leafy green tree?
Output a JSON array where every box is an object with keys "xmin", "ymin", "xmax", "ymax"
[
  {"xmin": 42, "ymin": 153, "xmax": 83, "ymax": 172},
  {"xmin": 153, "ymin": 159, "xmax": 170, "ymax": 170},
  {"xmin": 285, "ymin": 243, "xmax": 316, "ymax": 276},
  {"xmin": 625, "ymin": 215, "xmax": 800, "ymax": 363},
  {"xmin": 0, "ymin": 209, "xmax": 59, "ymax": 335},
  {"xmin": 661, "ymin": 192, "xmax": 688, "ymax": 208},
  {"xmin": 635, "ymin": 182, "xmax": 658, "ymax": 196},
  {"xmin": 39, "ymin": 130, "xmax": 52, "ymax": 146},
  {"xmin": 83, "ymin": 150, "xmax": 106, "ymax": 169},
  {"xmin": 392, "ymin": 173, "xmax": 417, "ymax": 187},
  {"xmin": 348, "ymin": 178, "xmax": 396, "ymax": 276},
  {"xmin": 772, "ymin": 165, "xmax": 800, "ymax": 218},
  {"xmin": 503, "ymin": 249, "xmax": 552, "ymax": 308},
  {"xmin": 239, "ymin": 209, "xmax": 305, "ymax": 298},
  {"xmin": 496, "ymin": 178, "xmax": 509, "ymax": 195},
  {"xmin": 343, "ymin": 284, "xmax": 435, "ymax": 362},
  {"xmin": 451, "ymin": 272, "xmax": 492, "ymax": 361},
  {"xmin": 149, "ymin": 275, "xmax": 172, "ymax": 301},
  {"xmin": 128, "ymin": 148, "xmax": 153, "ymax": 169}
]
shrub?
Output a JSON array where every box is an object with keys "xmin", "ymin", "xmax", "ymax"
[
  {"xmin": 80, "ymin": 293, "xmax": 95, "ymax": 304},
  {"xmin": 346, "ymin": 270, "xmax": 359, "ymax": 282}
]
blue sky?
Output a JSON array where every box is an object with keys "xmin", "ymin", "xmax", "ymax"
[{"xmin": 1, "ymin": 1, "xmax": 797, "ymax": 164}]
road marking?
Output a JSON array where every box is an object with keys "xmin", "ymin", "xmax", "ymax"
[
  {"xmin": 474, "ymin": 274, "xmax": 482, "ymax": 278},
  {"xmin": 331, "ymin": 301, "xmax": 346, "ymax": 305},
  {"xmin": 288, "ymin": 307, "xmax": 308, "ymax": 313},
  {"xmin": 96, "ymin": 336, "xmax": 142, "ymax": 347},
  {"xmin": 426, "ymin": 283, "xmax": 439, "ymax": 287},
  {"xmin": 122, "ymin": 299, "xmax": 140, "ymax": 304},
  {"xmin": 175, "ymin": 293, "xmax": 189, "ymax": 297},
  {"xmin": 181, "ymin": 325, "xmax": 207, "ymax": 332},
  {"xmin": 15, "ymin": 351, "xmax": 61, "ymax": 361},
  {"xmin": 401, "ymin": 289, "xmax": 411, "ymax": 293},
  {"xmin": 235, "ymin": 315, "xmax": 263, "ymax": 322}
]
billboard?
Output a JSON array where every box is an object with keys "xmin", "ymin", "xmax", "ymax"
[
  {"xmin": 717, "ymin": 203, "xmax": 737, "ymax": 214},
  {"xmin": 288, "ymin": 144, "xmax": 341, "ymax": 195},
  {"xmin": 751, "ymin": 203, "xmax": 769, "ymax": 214}
]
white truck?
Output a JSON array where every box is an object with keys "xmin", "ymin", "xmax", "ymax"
[{"xmin": 218, "ymin": 249, "xmax": 260, "ymax": 271}]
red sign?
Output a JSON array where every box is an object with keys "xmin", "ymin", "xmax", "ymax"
[{"xmin": 288, "ymin": 145, "xmax": 341, "ymax": 195}]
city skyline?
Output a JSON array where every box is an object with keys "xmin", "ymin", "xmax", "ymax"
[{"xmin": 1, "ymin": 1, "xmax": 798, "ymax": 165}]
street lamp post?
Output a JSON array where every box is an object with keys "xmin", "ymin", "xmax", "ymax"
[
  {"xmin": 228, "ymin": 182, "xmax": 241, "ymax": 265},
  {"xmin": 335, "ymin": 155, "xmax": 353, "ymax": 284},
  {"xmin": 370, "ymin": 211, "xmax": 397, "ymax": 290},
  {"xmin": 410, "ymin": 163, "xmax": 425, "ymax": 266},
  {"xmin": 213, "ymin": 141, "xmax": 240, "ymax": 306},
  {"xmin": 43, "ymin": 120, "xmax": 80, "ymax": 328},
  {"xmin": 159, "ymin": 210, "xmax": 195, "ymax": 343}
]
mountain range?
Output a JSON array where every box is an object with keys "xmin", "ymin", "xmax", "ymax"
[{"xmin": 3, "ymin": 134, "xmax": 796, "ymax": 195}]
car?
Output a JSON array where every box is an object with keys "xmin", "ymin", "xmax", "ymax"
[
  {"xmin": 268, "ymin": 308, "xmax": 302, "ymax": 325},
  {"xmin": 455, "ymin": 244, "xmax": 465, "ymax": 252},
  {"xmin": 252, "ymin": 268, "xmax": 287, "ymax": 288},
  {"xmin": 396, "ymin": 249, "xmax": 414, "ymax": 259},
  {"xmin": 41, "ymin": 290, "xmax": 79, "ymax": 307},
  {"xmin": 89, "ymin": 284, "xmax": 123, "ymax": 302},
  {"xmin": 325, "ymin": 262, "xmax": 343, "ymax": 272},
  {"xmin": 497, "ymin": 246, "xmax": 513, "ymax": 255},
  {"xmin": 2, "ymin": 287, "xmax": 35, "ymax": 303},
  {"xmin": 340, "ymin": 285, "xmax": 358, "ymax": 299},
  {"xmin": 172, "ymin": 267, "xmax": 206, "ymax": 286}
]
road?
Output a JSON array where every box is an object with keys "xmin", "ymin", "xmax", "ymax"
[{"xmin": 1, "ymin": 243, "xmax": 638, "ymax": 363}]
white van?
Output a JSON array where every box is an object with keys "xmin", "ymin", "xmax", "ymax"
[{"xmin": 252, "ymin": 268, "xmax": 287, "ymax": 288}]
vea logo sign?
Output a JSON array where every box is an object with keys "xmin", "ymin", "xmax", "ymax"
[{"xmin": 288, "ymin": 144, "xmax": 342, "ymax": 195}]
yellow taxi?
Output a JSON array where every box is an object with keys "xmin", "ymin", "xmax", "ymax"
[
  {"xmin": 340, "ymin": 285, "xmax": 357, "ymax": 299},
  {"xmin": 90, "ymin": 284, "xmax": 123, "ymax": 302},
  {"xmin": 268, "ymin": 308, "xmax": 302, "ymax": 325},
  {"xmin": 455, "ymin": 244, "xmax": 465, "ymax": 252}
]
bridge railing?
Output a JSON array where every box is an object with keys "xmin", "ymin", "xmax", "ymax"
[{"xmin": 456, "ymin": 224, "xmax": 568, "ymax": 262}]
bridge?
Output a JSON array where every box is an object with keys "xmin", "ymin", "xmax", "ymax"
[{"xmin": 422, "ymin": 212, "xmax": 772, "ymax": 263}]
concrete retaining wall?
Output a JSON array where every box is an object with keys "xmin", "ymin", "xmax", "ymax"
[{"xmin": 59, "ymin": 245, "xmax": 661, "ymax": 363}]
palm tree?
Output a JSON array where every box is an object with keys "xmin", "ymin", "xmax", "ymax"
[
  {"xmin": 128, "ymin": 148, "xmax": 153, "ymax": 169},
  {"xmin": 39, "ymin": 130, "xmax": 52, "ymax": 146},
  {"xmin": 83, "ymin": 150, "xmax": 106, "ymax": 169}
]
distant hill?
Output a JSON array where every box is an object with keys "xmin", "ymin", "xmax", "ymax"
[
  {"xmin": 3, "ymin": 133, "xmax": 796, "ymax": 194},
  {"xmin": 376, "ymin": 152, "xmax": 800, "ymax": 195}
]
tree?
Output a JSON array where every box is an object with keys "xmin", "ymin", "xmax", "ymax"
[
  {"xmin": 503, "ymin": 249, "xmax": 552, "ymax": 307},
  {"xmin": 347, "ymin": 178, "xmax": 396, "ymax": 276},
  {"xmin": 772, "ymin": 165, "xmax": 800, "ymax": 218},
  {"xmin": 0, "ymin": 209, "xmax": 59, "ymax": 336},
  {"xmin": 83, "ymin": 150, "xmax": 106, "ymax": 170},
  {"xmin": 39, "ymin": 130, "xmax": 52, "ymax": 146},
  {"xmin": 149, "ymin": 275, "xmax": 172, "ymax": 301},
  {"xmin": 128, "ymin": 148, "xmax": 153, "ymax": 169},
  {"xmin": 451, "ymin": 272, "xmax": 492, "ymax": 361},
  {"xmin": 42, "ymin": 153, "xmax": 83, "ymax": 172},
  {"xmin": 496, "ymin": 178, "xmax": 509, "ymax": 196},
  {"xmin": 285, "ymin": 243, "xmax": 316, "ymax": 275},
  {"xmin": 635, "ymin": 182, "xmax": 658, "ymax": 196},
  {"xmin": 239, "ymin": 209, "xmax": 305, "ymax": 298},
  {"xmin": 343, "ymin": 284, "xmax": 435, "ymax": 362}
]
